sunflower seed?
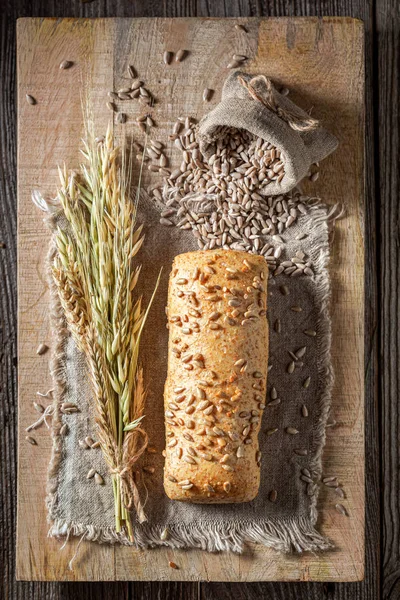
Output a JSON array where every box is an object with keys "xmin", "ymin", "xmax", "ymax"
[
  {"xmin": 301, "ymin": 405, "xmax": 309, "ymax": 417},
  {"xmin": 143, "ymin": 466, "xmax": 155, "ymax": 474},
  {"xmin": 128, "ymin": 65, "xmax": 136, "ymax": 78},
  {"xmin": 26, "ymin": 94, "xmax": 36, "ymax": 105},
  {"xmin": 267, "ymin": 398, "xmax": 281, "ymax": 407},
  {"xmin": 335, "ymin": 503, "xmax": 348, "ymax": 516},
  {"xmin": 304, "ymin": 329, "xmax": 317, "ymax": 337},
  {"xmin": 203, "ymin": 88, "xmax": 212, "ymax": 102},
  {"xmin": 117, "ymin": 112, "xmax": 127, "ymax": 124},
  {"xmin": 270, "ymin": 387, "xmax": 278, "ymax": 400},
  {"xmin": 36, "ymin": 343, "xmax": 48, "ymax": 355},
  {"xmin": 26, "ymin": 435, "xmax": 37, "ymax": 445},
  {"xmin": 296, "ymin": 346, "xmax": 307, "ymax": 358},
  {"xmin": 286, "ymin": 427, "xmax": 299, "ymax": 435},
  {"xmin": 163, "ymin": 51, "xmax": 173, "ymax": 65},
  {"xmin": 266, "ymin": 428, "xmax": 278, "ymax": 436},
  {"xmin": 175, "ymin": 49, "xmax": 187, "ymax": 62},
  {"xmin": 235, "ymin": 24, "xmax": 247, "ymax": 32},
  {"xmin": 60, "ymin": 60, "xmax": 73, "ymax": 69},
  {"xmin": 94, "ymin": 473, "xmax": 104, "ymax": 485},
  {"xmin": 60, "ymin": 423, "xmax": 69, "ymax": 436},
  {"xmin": 269, "ymin": 489, "xmax": 277, "ymax": 502},
  {"xmin": 274, "ymin": 319, "xmax": 281, "ymax": 333},
  {"xmin": 87, "ymin": 468, "xmax": 96, "ymax": 479},
  {"xmin": 303, "ymin": 376, "xmax": 311, "ymax": 389},
  {"xmin": 168, "ymin": 475, "xmax": 177, "ymax": 483},
  {"xmin": 335, "ymin": 487, "xmax": 345, "ymax": 498},
  {"xmin": 160, "ymin": 528, "xmax": 170, "ymax": 540},
  {"xmin": 183, "ymin": 455, "xmax": 196, "ymax": 465},
  {"xmin": 287, "ymin": 361, "xmax": 295, "ymax": 374},
  {"xmin": 294, "ymin": 448, "xmax": 308, "ymax": 456},
  {"xmin": 33, "ymin": 401, "xmax": 44, "ymax": 413}
]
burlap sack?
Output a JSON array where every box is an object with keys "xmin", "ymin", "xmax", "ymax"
[{"xmin": 198, "ymin": 71, "xmax": 338, "ymax": 195}]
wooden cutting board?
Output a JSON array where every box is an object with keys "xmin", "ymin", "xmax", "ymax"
[{"xmin": 16, "ymin": 17, "xmax": 364, "ymax": 582}]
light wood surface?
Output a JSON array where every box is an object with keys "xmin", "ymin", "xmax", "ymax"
[{"xmin": 16, "ymin": 17, "xmax": 364, "ymax": 582}]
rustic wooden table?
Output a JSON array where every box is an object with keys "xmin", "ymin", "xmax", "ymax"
[{"xmin": 0, "ymin": 1, "xmax": 397, "ymax": 599}]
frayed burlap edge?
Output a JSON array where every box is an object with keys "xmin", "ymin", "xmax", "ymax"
[{"xmin": 43, "ymin": 201, "xmax": 338, "ymax": 555}]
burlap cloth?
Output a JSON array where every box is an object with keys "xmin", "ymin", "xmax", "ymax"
[
  {"xmin": 198, "ymin": 71, "xmax": 338, "ymax": 196},
  {"xmin": 44, "ymin": 190, "xmax": 335, "ymax": 554}
]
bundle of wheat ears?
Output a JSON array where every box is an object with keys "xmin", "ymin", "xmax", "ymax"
[{"xmin": 52, "ymin": 125, "xmax": 159, "ymax": 540}]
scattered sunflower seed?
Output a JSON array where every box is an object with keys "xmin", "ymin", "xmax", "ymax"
[
  {"xmin": 26, "ymin": 94, "xmax": 36, "ymax": 105},
  {"xmin": 94, "ymin": 473, "xmax": 104, "ymax": 485},
  {"xmin": 59, "ymin": 60, "xmax": 73, "ymax": 69},
  {"xmin": 160, "ymin": 528, "xmax": 170, "ymax": 541},
  {"xmin": 269, "ymin": 489, "xmax": 278, "ymax": 502},
  {"xmin": 335, "ymin": 503, "xmax": 348, "ymax": 516},
  {"xmin": 26, "ymin": 436, "xmax": 37, "ymax": 445},
  {"xmin": 36, "ymin": 343, "xmax": 49, "ymax": 355},
  {"xmin": 175, "ymin": 49, "xmax": 187, "ymax": 62},
  {"xmin": 163, "ymin": 51, "xmax": 173, "ymax": 65},
  {"xmin": 286, "ymin": 427, "xmax": 299, "ymax": 435},
  {"xmin": 169, "ymin": 561, "xmax": 178, "ymax": 569}
]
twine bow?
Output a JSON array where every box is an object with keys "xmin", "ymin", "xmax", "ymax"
[
  {"xmin": 111, "ymin": 426, "xmax": 149, "ymax": 524},
  {"xmin": 237, "ymin": 75, "xmax": 319, "ymax": 132}
]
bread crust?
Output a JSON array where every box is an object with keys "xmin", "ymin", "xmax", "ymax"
[{"xmin": 163, "ymin": 249, "xmax": 269, "ymax": 503}]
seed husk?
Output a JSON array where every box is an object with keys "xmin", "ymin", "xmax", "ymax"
[
  {"xmin": 36, "ymin": 343, "xmax": 49, "ymax": 355},
  {"xmin": 106, "ymin": 101, "xmax": 116, "ymax": 112},
  {"xmin": 116, "ymin": 112, "xmax": 127, "ymax": 124},
  {"xmin": 235, "ymin": 24, "xmax": 247, "ymax": 32},
  {"xmin": 335, "ymin": 503, "xmax": 348, "ymax": 516},
  {"xmin": 269, "ymin": 489, "xmax": 277, "ymax": 502},
  {"xmin": 33, "ymin": 401, "xmax": 44, "ymax": 413},
  {"xmin": 128, "ymin": 65, "xmax": 136, "ymax": 78},
  {"xmin": 26, "ymin": 94, "xmax": 36, "ymax": 105},
  {"xmin": 26, "ymin": 435, "xmax": 37, "ymax": 445}
]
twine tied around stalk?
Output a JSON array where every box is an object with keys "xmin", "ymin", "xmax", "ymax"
[
  {"xmin": 237, "ymin": 75, "xmax": 319, "ymax": 132},
  {"xmin": 111, "ymin": 426, "xmax": 149, "ymax": 525}
]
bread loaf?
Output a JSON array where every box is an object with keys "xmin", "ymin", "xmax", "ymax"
[{"xmin": 163, "ymin": 249, "xmax": 269, "ymax": 503}]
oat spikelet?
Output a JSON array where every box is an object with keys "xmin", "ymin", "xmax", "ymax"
[{"xmin": 51, "ymin": 124, "xmax": 160, "ymax": 539}]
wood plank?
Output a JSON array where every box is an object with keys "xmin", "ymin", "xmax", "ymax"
[{"xmin": 16, "ymin": 16, "xmax": 364, "ymax": 583}]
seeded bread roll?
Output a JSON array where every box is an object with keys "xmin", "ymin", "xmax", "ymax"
[{"xmin": 163, "ymin": 249, "xmax": 269, "ymax": 503}]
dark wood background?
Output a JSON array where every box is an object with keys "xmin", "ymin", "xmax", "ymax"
[{"xmin": 0, "ymin": 0, "xmax": 397, "ymax": 598}]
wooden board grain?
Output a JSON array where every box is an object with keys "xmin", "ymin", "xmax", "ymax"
[{"xmin": 16, "ymin": 17, "xmax": 364, "ymax": 582}]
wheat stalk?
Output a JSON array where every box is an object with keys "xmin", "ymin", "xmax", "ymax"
[{"xmin": 52, "ymin": 125, "xmax": 160, "ymax": 539}]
